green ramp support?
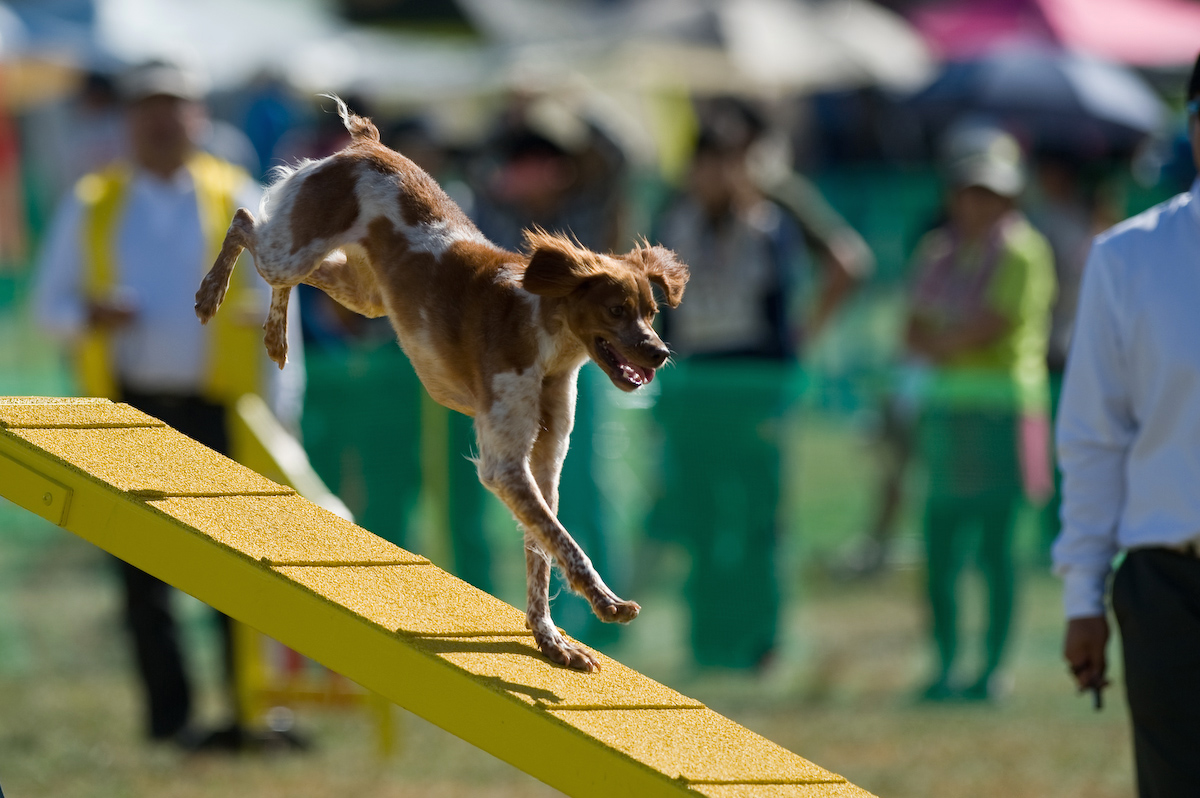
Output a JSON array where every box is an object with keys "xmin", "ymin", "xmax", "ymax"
[{"xmin": 0, "ymin": 397, "xmax": 876, "ymax": 798}]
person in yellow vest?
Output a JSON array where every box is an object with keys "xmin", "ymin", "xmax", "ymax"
[{"xmin": 31, "ymin": 60, "xmax": 304, "ymax": 750}]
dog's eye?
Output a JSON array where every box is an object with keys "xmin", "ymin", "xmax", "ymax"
[{"xmin": 609, "ymin": 305, "xmax": 625, "ymax": 318}]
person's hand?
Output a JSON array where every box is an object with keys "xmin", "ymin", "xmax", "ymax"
[
  {"xmin": 86, "ymin": 297, "xmax": 138, "ymax": 330},
  {"xmin": 1064, "ymin": 615, "xmax": 1110, "ymax": 693}
]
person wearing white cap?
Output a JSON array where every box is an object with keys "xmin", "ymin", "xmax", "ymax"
[
  {"xmin": 1054, "ymin": 53, "xmax": 1200, "ymax": 797},
  {"xmin": 906, "ymin": 124, "xmax": 1056, "ymax": 701},
  {"xmin": 32, "ymin": 59, "xmax": 303, "ymax": 750}
]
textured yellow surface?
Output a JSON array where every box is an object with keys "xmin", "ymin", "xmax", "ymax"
[
  {"xmin": 10, "ymin": 426, "xmax": 291, "ymax": 496},
  {"xmin": 273, "ymin": 564, "xmax": 531, "ymax": 637},
  {"xmin": 545, "ymin": 707, "xmax": 845, "ymax": 784},
  {"xmin": 413, "ymin": 634, "xmax": 705, "ymax": 709},
  {"xmin": 693, "ymin": 784, "xmax": 877, "ymax": 798},
  {"xmin": 0, "ymin": 398, "xmax": 880, "ymax": 798},
  {"xmin": 0, "ymin": 401, "xmax": 162, "ymax": 429},
  {"xmin": 0, "ymin": 397, "xmax": 109, "ymax": 405},
  {"xmin": 146, "ymin": 495, "xmax": 426, "ymax": 565}
]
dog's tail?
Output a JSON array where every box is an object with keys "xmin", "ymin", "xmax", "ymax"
[{"xmin": 320, "ymin": 93, "xmax": 379, "ymax": 143}]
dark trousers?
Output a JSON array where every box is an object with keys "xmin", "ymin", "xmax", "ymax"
[
  {"xmin": 118, "ymin": 389, "xmax": 236, "ymax": 739},
  {"xmin": 1112, "ymin": 548, "xmax": 1200, "ymax": 798}
]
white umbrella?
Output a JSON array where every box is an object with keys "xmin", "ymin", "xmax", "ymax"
[{"xmin": 458, "ymin": 0, "xmax": 936, "ymax": 95}]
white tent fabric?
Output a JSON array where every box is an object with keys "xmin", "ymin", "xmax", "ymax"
[{"xmin": 90, "ymin": 0, "xmax": 933, "ymax": 101}]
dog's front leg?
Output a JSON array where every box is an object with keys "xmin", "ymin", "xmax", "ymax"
[
  {"xmin": 523, "ymin": 533, "xmax": 600, "ymax": 671},
  {"xmin": 476, "ymin": 380, "xmax": 637, "ymax": 670},
  {"xmin": 523, "ymin": 374, "xmax": 639, "ymax": 626}
]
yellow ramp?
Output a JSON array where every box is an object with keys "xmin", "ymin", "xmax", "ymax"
[{"xmin": 0, "ymin": 397, "xmax": 876, "ymax": 798}]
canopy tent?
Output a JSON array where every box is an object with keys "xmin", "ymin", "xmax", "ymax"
[
  {"xmin": 459, "ymin": 0, "xmax": 935, "ymax": 95},
  {"xmin": 3, "ymin": 0, "xmax": 934, "ymax": 103}
]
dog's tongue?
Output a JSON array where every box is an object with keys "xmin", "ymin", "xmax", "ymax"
[{"xmin": 619, "ymin": 363, "xmax": 654, "ymax": 386}]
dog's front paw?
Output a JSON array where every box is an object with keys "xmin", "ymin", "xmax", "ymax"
[
  {"xmin": 590, "ymin": 593, "xmax": 640, "ymax": 624},
  {"xmin": 531, "ymin": 625, "xmax": 600, "ymax": 672},
  {"xmin": 603, "ymin": 598, "xmax": 641, "ymax": 624}
]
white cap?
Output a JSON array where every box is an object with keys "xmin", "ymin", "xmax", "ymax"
[
  {"xmin": 117, "ymin": 60, "xmax": 207, "ymax": 104},
  {"xmin": 941, "ymin": 124, "xmax": 1025, "ymax": 198}
]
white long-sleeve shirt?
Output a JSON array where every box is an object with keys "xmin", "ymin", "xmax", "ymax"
[
  {"xmin": 1052, "ymin": 178, "xmax": 1200, "ymax": 619},
  {"xmin": 31, "ymin": 163, "xmax": 305, "ymax": 427}
]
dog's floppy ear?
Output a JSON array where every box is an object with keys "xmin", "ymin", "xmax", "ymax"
[
  {"xmin": 522, "ymin": 231, "xmax": 600, "ymax": 298},
  {"xmin": 636, "ymin": 245, "xmax": 689, "ymax": 308}
]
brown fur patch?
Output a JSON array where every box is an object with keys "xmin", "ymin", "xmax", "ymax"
[
  {"xmin": 351, "ymin": 141, "xmax": 473, "ymax": 231},
  {"xmin": 289, "ymin": 159, "xmax": 362, "ymax": 255},
  {"xmin": 359, "ymin": 219, "xmax": 543, "ymax": 414}
]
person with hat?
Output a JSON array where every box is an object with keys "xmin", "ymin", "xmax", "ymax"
[
  {"xmin": 31, "ymin": 59, "xmax": 303, "ymax": 750},
  {"xmin": 906, "ymin": 124, "xmax": 1056, "ymax": 701},
  {"xmin": 1054, "ymin": 55, "xmax": 1200, "ymax": 797}
]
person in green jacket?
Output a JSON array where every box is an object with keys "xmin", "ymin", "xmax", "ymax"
[{"xmin": 906, "ymin": 125, "xmax": 1056, "ymax": 701}]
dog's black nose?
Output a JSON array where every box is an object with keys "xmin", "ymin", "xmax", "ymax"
[{"xmin": 641, "ymin": 341, "xmax": 670, "ymax": 368}]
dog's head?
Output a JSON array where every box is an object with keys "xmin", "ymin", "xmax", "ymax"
[{"xmin": 521, "ymin": 231, "xmax": 688, "ymax": 392}]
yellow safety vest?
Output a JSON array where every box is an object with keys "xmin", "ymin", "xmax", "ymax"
[{"xmin": 74, "ymin": 151, "xmax": 262, "ymax": 405}]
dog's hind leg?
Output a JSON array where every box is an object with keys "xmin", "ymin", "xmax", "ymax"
[
  {"xmin": 196, "ymin": 207, "xmax": 256, "ymax": 324},
  {"xmin": 263, "ymin": 286, "xmax": 292, "ymax": 368},
  {"xmin": 302, "ymin": 248, "xmax": 386, "ymax": 318}
]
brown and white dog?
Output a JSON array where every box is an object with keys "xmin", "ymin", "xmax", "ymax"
[{"xmin": 195, "ymin": 97, "xmax": 688, "ymax": 671}]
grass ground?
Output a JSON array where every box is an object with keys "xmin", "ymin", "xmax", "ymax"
[{"xmin": 0, "ymin": 410, "xmax": 1135, "ymax": 798}]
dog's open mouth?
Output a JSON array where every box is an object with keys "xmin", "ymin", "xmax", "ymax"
[{"xmin": 596, "ymin": 338, "xmax": 654, "ymax": 389}]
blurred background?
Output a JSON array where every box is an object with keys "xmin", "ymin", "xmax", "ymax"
[{"xmin": 1, "ymin": 0, "xmax": 1198, "ymax": 796}]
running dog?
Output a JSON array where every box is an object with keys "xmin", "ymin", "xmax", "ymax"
[{"xmin": 195, "ymin": 97, "xmax": 688, "ymax": 671}]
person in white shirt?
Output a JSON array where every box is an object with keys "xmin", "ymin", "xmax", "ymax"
[
  {"xmin": 31, "ymin": 60, "xmax": 302, "ymax": 751},
  {"xmin": 1053, "ymin": 54, "xmax": 1200, "ymax": 798}
]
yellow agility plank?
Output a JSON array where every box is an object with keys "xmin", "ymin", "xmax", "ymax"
[{"xmin": 0, "ymin": 397, "xmax": 877, "ymax": 798}]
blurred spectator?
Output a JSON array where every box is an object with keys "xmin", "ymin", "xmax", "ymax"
[
  {"xmin": 24, "ymin": 67, "xmax": 258, "ymax": 233},
  {"xmin": 1024, "ymin": 153, "xmax": 1097, "ymax": 558},
  {"xmin": 1054, "ymin": 53, "xmax": 1200, "ymax": 798},
  {"xmin": 464, "ymin": 93, "xmax": 629, "ymax": 643},
  {"xmin": 0, "ymin": 107, "xmax": 27, "ymax": 271},
  {"xmin": 30, "ymin": 59, "xmax": 304, "ymax": 750},
  {"xmin": 238, "ymin": 70, "xmax": 306, "ymax": 181},
  {"xmin": 650, "ymin": 97, "xmax": 868, "ymax": 669},
  {"xmin": 45, "ymin": 70, "xmax": 128, "ymax": 199},
  {"xmin": 848, "ymin": 361, "xmax": 924, "ymax": 575},
  {"xmin": 271, "ymin": 93, "xmax": 363, "ymax": 167},
  {"xmin": 906, "ymin": 125, "xmax": 1055, "ymax": 701}
]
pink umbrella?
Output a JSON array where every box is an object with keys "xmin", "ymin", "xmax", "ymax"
[
  {"xmin": 910, "ymin": 0, "xmax": 1055, "ymax": 60},
  {"xmin": 1042, "ymin": 0, "xmax": 1200, "ymax": 68},
  {"xmin": 910, "ymin": 0, "xmax": 1200, "ymax": 67}
]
